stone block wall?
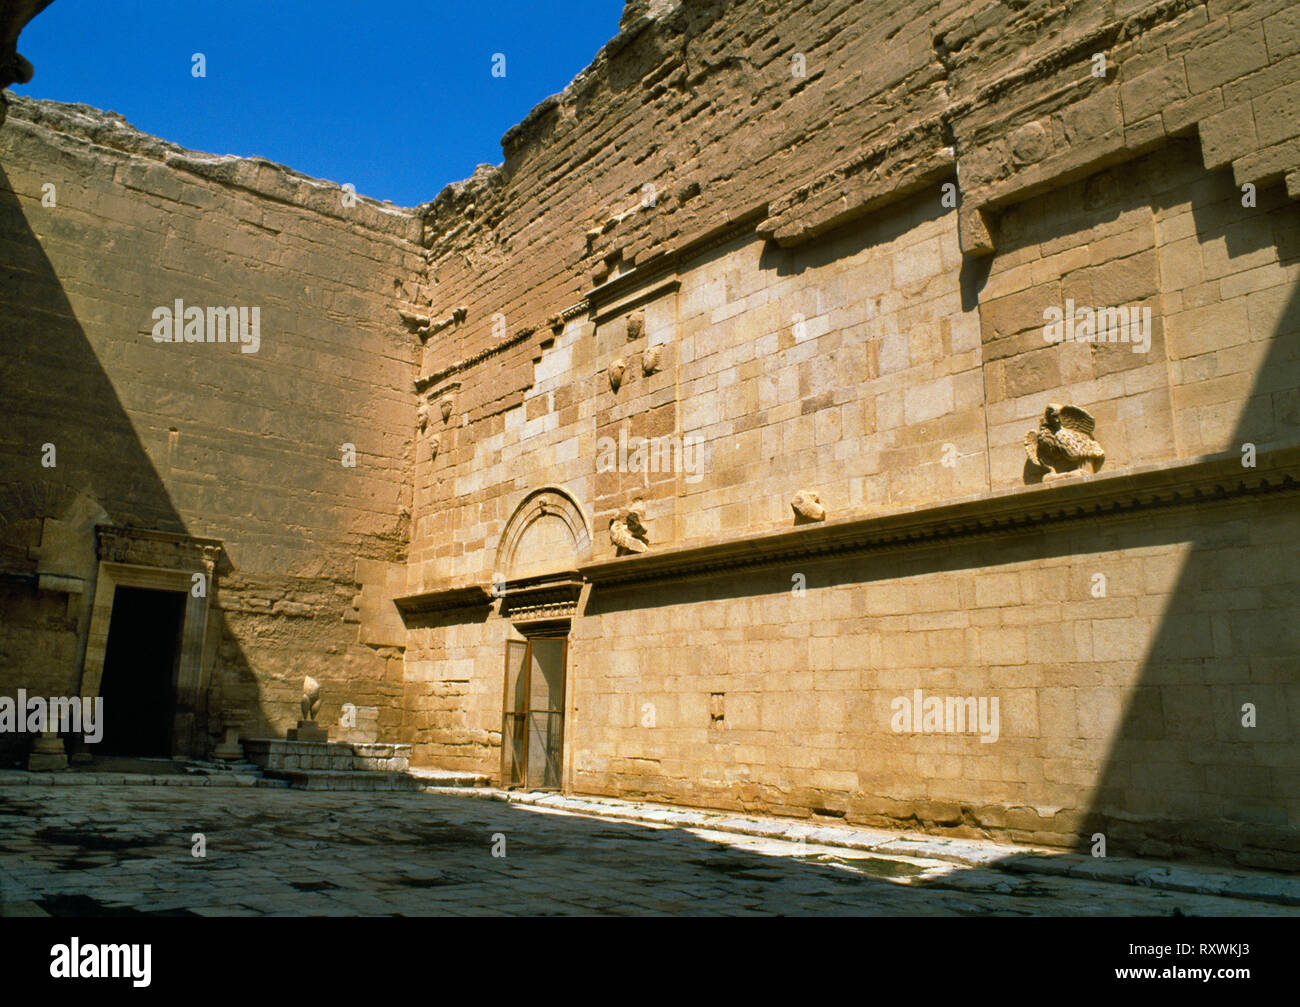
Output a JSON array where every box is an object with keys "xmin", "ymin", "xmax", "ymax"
[
  {"xmin": 982, "ymin": 137, "xmax": 1300, "ymax": 486},
  {"xmin": 402, "ymin": 0, "xmax": 1300, "ymax": 866},
  {"xmin": 1, "ymin": 0, "xmax": 1296, "ymax": 865},
  {"xmin": 569, "ymin": 490, "xmax": 1300, "ymax": 866},
  {"xmin": 409, "ymin": 0, "xmax": 1300, "ymax": 587},
  {"xmin": 0, "ymin": 97, "xmax": 423, "ymax": 754}
]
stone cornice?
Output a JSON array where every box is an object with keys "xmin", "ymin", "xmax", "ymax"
[
  {"xmin": 577, "ymin": 446, "xmax": 1300, "ymax": 588},
  {"xmin": 500, "ymin": 574, "xmax": 585, "ymax": 626},
  {"xmin": 397, "ymin": 446, "xmax": 1300, "ymax": 601},
  {"xmin": 393, "ymin": 584, "xmax": 491, "ymax": 615},
  {"xmin": 415, "ymin": 321, "xmax": 545, "ymax": 392}
]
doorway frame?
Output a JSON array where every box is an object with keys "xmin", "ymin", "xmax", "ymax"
[
  {"xmin": 79, "ymin": 526, "xmax": 222, "ymax": 757},
  {"xmin": 500, "ymin": 633, "xmax": 568, "ymax": 790}
]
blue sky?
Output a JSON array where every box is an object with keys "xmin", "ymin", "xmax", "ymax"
[{"xmin": 11, "ymin": 0, "xmax": 626, "ymax": 207}]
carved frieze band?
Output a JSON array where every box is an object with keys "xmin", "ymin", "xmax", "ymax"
[{"xmin": 95, "ymin": 525, "xmax": 223, "ymax": 574}]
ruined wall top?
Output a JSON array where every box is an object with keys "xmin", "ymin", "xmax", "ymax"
[
  {"xmin": 414, "ymin": 0, "xmax": 1300, "ymax": 366},
  {"xmin": 4, "ymin": 94, "xmax": 422, "ymax": 242}
]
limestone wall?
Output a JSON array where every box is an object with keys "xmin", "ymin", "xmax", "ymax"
[
  {"xmin": 409, "ymin": 0, "xmax": 1300, "ymax": 586},
  {"xmin": 570, "ymin": 491, "xmax": 1300, "ymax": 867},
  {"xmin": 404, "ymin": 0, "xmax": 1300, "ymax": 865},
  {"xmin": 0, "ymin": 97, "xmax": 423, "ymax": 754}
]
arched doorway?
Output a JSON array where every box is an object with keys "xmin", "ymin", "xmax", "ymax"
[{"xmin": 495, "ymin": 488, "xmax": 589, "ymax": 789}]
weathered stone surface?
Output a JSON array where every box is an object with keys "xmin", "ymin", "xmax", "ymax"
[{"xmin": 2, "ymin": 0, "xmax": 1299, "ymax": 873}]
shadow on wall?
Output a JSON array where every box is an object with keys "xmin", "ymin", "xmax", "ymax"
[
  {"xmin": 579, "ymin": 166, "xmax": 1300, "ymax": 870},
  {"xmin": 981, "ymin": 150, "xmax": 1300, "ymax": 867},
  {"xmin": 0, "ymin": 164, "xmax": 264, "ymax": 765},
  {"xmin": 1079, "ymin": 280, "xmax": 1300, "ymax": 871}
]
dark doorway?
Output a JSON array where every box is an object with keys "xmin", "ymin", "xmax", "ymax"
[{"xmin": 96, "ymin": 587, "xmax": 187, "ymax": 757}]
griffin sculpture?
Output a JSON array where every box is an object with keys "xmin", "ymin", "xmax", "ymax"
[{"xmin": 1024, "ymin": 403, "xmax": 1105, "ymax": 479}]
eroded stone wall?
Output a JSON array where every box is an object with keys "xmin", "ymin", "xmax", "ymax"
[{"xmin": 0, "ymin": 98, "xmax": 423, "ymax": 754}]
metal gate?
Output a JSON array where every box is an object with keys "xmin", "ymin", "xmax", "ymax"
[{"xmin": 501, "ymin": 637, "xmax": 566, "ymax": 789}]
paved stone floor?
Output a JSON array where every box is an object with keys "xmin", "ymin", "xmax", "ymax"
[{"xmin": 0, "ymin": 785, "xmax": 1295, "ymax": 916}]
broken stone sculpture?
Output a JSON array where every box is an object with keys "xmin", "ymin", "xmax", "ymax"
[
  {"xmin": 213, "ymin": 707, "xmax": 249, "ymax": 761},
  {"xmin": 430, "ymin": 434, "xmax": 440, "ymax": 461},
  {"xmin": 288, "ymin": 676, "xmax": 327, "ymax": 742},
  {"xmin": 609, "ymin": 357, "xmax": 627, "ymax": 392},
  {"xmin": 609, "ymin": 501, "xmax": 649, "ymax": 554},
  {"xmin": 791, "ymin": 489, "xmax": 825, "ymax": 523},
  {"xmin": 626, "ymin": 310, "xmax": 644, "ymax": 341},
  {"xmin": 642, "ymin": 344, "xmax": 662, "ymax": 376},
  {"xmin": 417, "ymin": 402, "xmax": 429, "ymax": 432},
  {"xmin": 302, "ymin": 676, "xmax": 321, "ymax": 720},
  {"xmin": 1024, "ymin": 403, "xmax": 1106, "ymax": 480},
  {"xmin": 439, "ymin": 396, "xmax": 454, "ymax": 422}
]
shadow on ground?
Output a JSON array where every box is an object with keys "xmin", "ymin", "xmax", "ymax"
[{"xmin": 1, "ymin": 787, "xmax": 1290, "ymax": 917}]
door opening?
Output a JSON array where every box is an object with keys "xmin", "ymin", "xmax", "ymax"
[
  {"xmin": 96, "ymin": 586, "xmax": 187, "ymax": 757},
  {"xmin": 501, "ymin": 636, "xmax": 566, "ymax": 789}
]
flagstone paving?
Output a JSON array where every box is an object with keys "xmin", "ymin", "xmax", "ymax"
[{"xmin": 0, "ymin": 785, "xmax": 1295, "ymax": 916}]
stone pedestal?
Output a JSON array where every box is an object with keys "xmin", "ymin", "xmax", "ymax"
[
  {"xmin": 287, "ymin": 720, "xmax": 327, "ymax": 742},
  {"xmin": 27, "ymin": 731, "xmax": 67, "ymax": 771},
  {"xmin": 213, "ymin": 726, "xmax": 245, "ymax": 760},
  {"xmin": 212, "ymin": 709, "xmax": 248, "ymax": 760},
  {"xmin": 243, "ymin": 739, "xmax": 411, "ymax": 772}
]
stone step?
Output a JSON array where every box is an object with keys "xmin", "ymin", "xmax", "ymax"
[
  {"xmin": 408, "ymin": 767, "xmax": 492, "ymax": 788},
  {"xmin": 243, "ymin": 739, "xmax": 411, "ymax": 774},
  {"xmin": 265, "ymin": 770, "xmax": 424, "ymax": 792}
]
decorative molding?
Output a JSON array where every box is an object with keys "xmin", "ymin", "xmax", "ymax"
[
  {"xmin": 590, "ymin": 275, "xmax": 681, "ymax": 327},
  {"xmin": 499, "ymin": 573, "xmax": 584, "ymax": 626},
  {"xmin": 393, "ymin": 584, "xmax": 492, "ymax": 615},
  {"xmin": 415, "ymin": 323, "xmax": 545, "ymax": 393},
  {"xmin": 578, "ymin": 447, "xmax": 1300, "ymax": 588},
  {"xmin": 95, "ymin": 525, "xmax": 223, "ymax": 573},
  {"xmin": 497, "ymin": 485, "xmax": 592, "ymax": 578}
]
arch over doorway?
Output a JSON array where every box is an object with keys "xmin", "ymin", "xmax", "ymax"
[{"xmin": 495, "ymin": 486, "xmax": 590, "ymax": 582}]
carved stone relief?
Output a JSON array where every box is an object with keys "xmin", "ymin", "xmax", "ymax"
[
  {"xmin": 609, "ymin": 500, "xmax": 650, "ymax": 554},
  {"xmin": 791, "ymin": 490, "xmax": 825, "ymax": 523},
  {"xmin": 1024, "ymin": 404, "xmax": 1105, "ymax": 481}
]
